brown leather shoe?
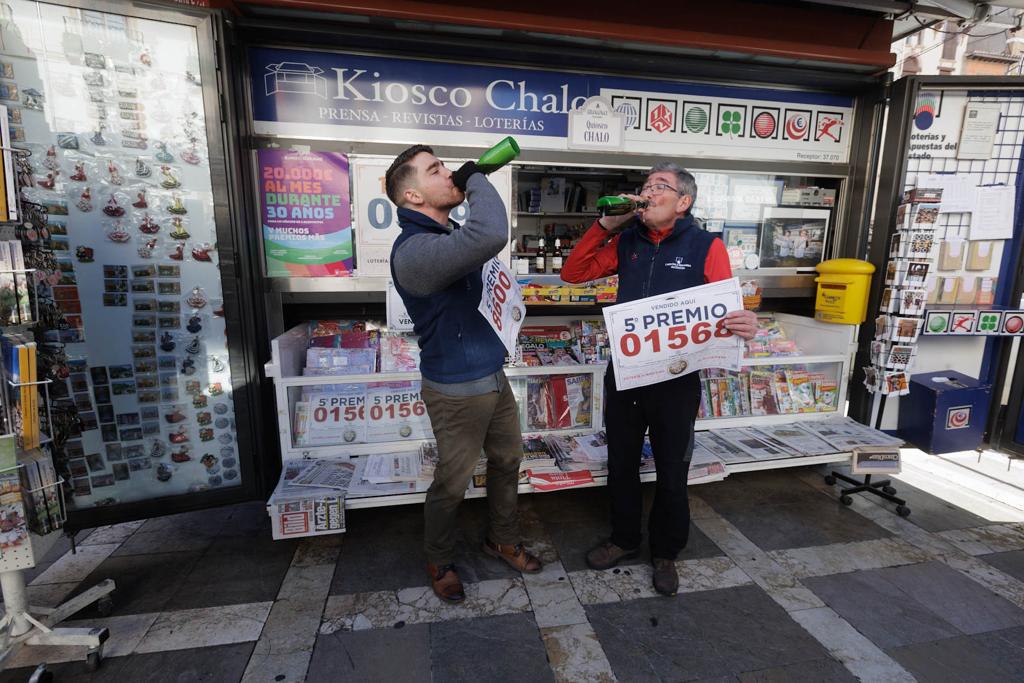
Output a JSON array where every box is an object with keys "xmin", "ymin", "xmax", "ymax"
[
  {"xmin": 585, "ymin": 540, "xmax": 640, "ymax": 570},
  {"xmin": 482, "ymin": 539, "xmax": 542, "ymax": 574},
  {"xmin": 426, "ymin": 563, "xmax": 465, "ymax": 603},
  {"xmin": 652, "ymin": 558, "xmax": 678, "ymax": 596}
]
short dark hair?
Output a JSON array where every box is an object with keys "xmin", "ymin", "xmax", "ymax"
[{"xmin": 385, "ymin": 144, "xmax": 433, "ymax": 206}]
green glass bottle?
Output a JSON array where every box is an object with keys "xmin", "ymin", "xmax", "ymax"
[
  {"xmin": 596, "ymin": 195, "xmax": 649, "ymax": 216},
  {"xmin": 476, "ymin": 136, "xmax": 520, "ymax": 174}
]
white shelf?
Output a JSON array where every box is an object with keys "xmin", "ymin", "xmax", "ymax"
[{"xmin": 342, "ymin": 451, "xmax": 853, "ymax": 509}]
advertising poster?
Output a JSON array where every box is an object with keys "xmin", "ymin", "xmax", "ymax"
[{"xmin": 258, "ymin": 149, "xmax": 353, "ymax": 277}]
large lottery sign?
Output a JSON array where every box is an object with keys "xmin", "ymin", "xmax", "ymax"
[
  {"xmin": 478, "ymin": 257, "xmax": 524, "ymax": 354},
  {"xmin": 603, "ymin": 278, "xmax": 743, "ymax": 390},
  {"xmin": 302, "ymin": 382, "xmax": 432, "ymax": 446}
]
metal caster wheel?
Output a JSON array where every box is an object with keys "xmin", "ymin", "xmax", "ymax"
[
  {"xmin": 840, "ymin": 495, "xmax": 853, "ymax": 506},
  {"xmin": 896, "ymin": 505, "xmax": 911, "ymax": 517},
  {"xmin": 28, "ymin": 664, "xmax": 53, "ymax": 683},
  {"xmin": 97, "ymin": 594, "xmax": 114, "ymax": 617},
  {"xmin": 86, "ymin": 646, "xmax": 103, "ymax": 671},
  {"xmin": 882, "ymin": 486, "xmax": 897, "ymax": 495},
  {"xmin": 824, "ymin": 475, "xmax": 836, "ymax": 486}
]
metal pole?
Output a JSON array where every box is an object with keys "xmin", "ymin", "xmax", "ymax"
[{"xmin": 1, "ymin": 569, "xmax": 32, "ymax": 636}]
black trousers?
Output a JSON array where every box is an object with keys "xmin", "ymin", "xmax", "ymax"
[{"xmin": 605, "ymin": 366, "xmax": 699, "ymax": 560}]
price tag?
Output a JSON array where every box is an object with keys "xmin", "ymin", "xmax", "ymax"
[
  {"xmin": 603, "ymin": 278, "xmax": 743, "ymax": 390},
  {"xmin": 303, "ymin": 386, "xmax": 368, "ymax": 446},
  {"xmin": 386, "ymin": 280, "xmax": 415, "ymax": 331},
  {"xmin": 364, "ymin": 382, "xmax": 432, "ymax": 441},
  {"xmin": 478, "ymin": 257, "xmax": 524, "ymax": 354}
]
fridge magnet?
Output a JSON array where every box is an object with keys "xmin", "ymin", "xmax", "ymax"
[
  {"xmin": 113, "ymin": 463, "xmax": 130, "ymax": 481},
  {"xmin": 191, "ymin": 243, "xmax": 213, "ymax": 261},
  {"xmin": 154, "ymin": 141, "xmax": 173, "ymax": 163},
  {"xmin": 221, "ymin": 447, "xmax": 234, "ymax": 459},
  {"xmin": 83, "ymin": 52, "xmax": 105, "ymax": 69},
  {"xmin": 158, "ymin": 315, "xmax": 179, "ymax": 329},
  {"xmin": 91, "ymin": 474, "xmax": 116, "ymax": 488},
  {"xmin": 186, "ymin": 316, "xmax": 202, "ymax": 333},
  {"xmin": 121, "ymin": 427, "xmax": 144, "ymax": 441},
  {"xmin": 96, "ymin": 405, "xmax": 115, "ymax": 424},
  {"xmin": 169, "ymin": 426, "xmax": 189, "ymax": 444},
  {"xmin": 134, "ymin": 359, "xmax": 156, "ymax": 373},
  {"xmin": 171, "ymin": 446, "xmax": 191, "ymax": 463},
  {"xmin": 976, "ymin": 311, "xmax": 1003, "ymax": 335},
  {"xmin": 159, "ymin": 331, "xmax": 176, "ymax": 352},
  {"xmin": 194, "ymin": 394, "xmax": 209, "ymax": 409},
  {"xmin": 209, "ymin": 356, "xmax": 225, "ymax": 373},
  {"xmin": 122, "ymin": 137, "xmax": 148, "ymax": 151},
  {"xmin": 196, "ymin": 411, "xmax": 212, "ymax": 426},
  {"xmin": 214, "ymin": 417, "xmax": 229, "ymax": 429},
  {"xmin": 101, "ymin": 424, "xmax": 119, "ymax": 442},
  {"xmin": 132, "ymin": 189, "xmax": 148, "ymax": 208},
  {"xmin": 168, "ymin": 217, "xmax": 190, "ymax": 240},
  {"xmin": 159, "ymin": 372, "xmax": 177, "ymax": 387},
  {"xmin": 106, "ymin": 160, "xmax": 122, "ymax": 185},
  {"xmin": 75, "ymin": 246, "xmax": 94, "ymax": 263},
  {"xmin": 7, "ymin": 107, "xmax": 19, "ymax": 124},
  {"xmin": 36, "ymin": 172, "xmax": 57, "ymax": 190},
  {"xmin": 0, "ymin": 63, "xmax": 12, "ymax": 78},
  {"xmin": 111, "ymin": 380, "xmax": 137, "ymax": 396},
  {"xmin": 131, "ymin": 345, "xmax": 156, "ymax": 359},
  {"xmin": 156, "ymin": 463, "xmax": 173, "ymax": 482},
  {"xmin": 131, "ymin": 264, "xmax": 156, "ymax": 278},
  {"xmin": 167, "ymin": 195, "xmax": 187, "ymax": 215},
  {"xmin": 161, "ymin": 387, "xmax": 180, "ymax": 402},
  {"xmin": 158, "ymin": 301, "xmax": 181, "ymax": 314},
  {"xmin": 158, "ymin": 356, "xmax": 177, "ymax": 371},
  {"xmin": 102, "ymin": 293, "xmax": 127, "ymax": 307},
  {"xmin": 185, "ymin": 380, "xmax": 202, "ymax": 395},
  {"xmin": 200, "ymin": 453, "xmax": 218, "ymax": 469},
  {"xmin": 186, "ymin": 286, "xmax": 208, "ymax": 309},
  {"xmin": 168, "ymin": 244, "xmax": 185, "ymax": 261},
  {"xmin": 0, "ymin": 83, "xmax": 18, "ymax": 101},
  {"xmin": 949, "ymin": 311, "xmax": 977, "ymax": 334},
  {"xmin": 57, "ymin": 133, "xmax": 79, "ymax": 150},
  {"xmin": 91, "ymin": 126, "xmax": 107, "ymax": 146},
  {"xmin": 69, "ymin": 458, "xmax": 89, "ymax": 478},
  {"xmin": 185, "ymin": 336, "xmax": 202, "ymax": 355},
  {"xmin": 157, "ymin": 265, "xmax": 180, "ymax": 278},
  {"xmin": 83, "ymin": 71, "xmax": 104, "ymax": 87},
  {"xmin": 135, "ymin": 158, "xmax": 151, "ymax": 178},
  {"xmin": 181, "ymin": 143, "xmax": 200, "ymax": 165},
  {"xmin": 159, "ymin": 166, "xmax": 180, "ymax": 189},
  {"xmin": 133, "ymin": 331, "xmax": 156, "ymax": 344},
  {"xmin": 103, "ymin": 194, "xmax": 125, "ymax": 217},
  {"xmin": 158, "ymin": 281, "xmax": 181, "ymax": 295},
  {"xmin": 208, "ymin": 475, "xmax": 223, "ymax": 487},
  {"xmin": 207, "ymin": 382, "xmax": 224, "ymax": 397},
  {"xmin": 1001, "ymin": 311, "xmax": 1024, "ymax": 335},
  {"xmin": 180, "ymin": 357, "xmax": 196, "ymax": 375},
  {"xmin": 106, "ymin": 222, "xmax": 131, "ymax": 243},
  {"xmin": 149, "ymin": 440, "xmax": 166, "ymax": 459},
  {"xmin": 214, "ymin": 402, "xmax": 229, "ymax": 415},
  {"xmin": 199, "ymin": 428, "xmax": 214, "ymax": 442},
  {"xmin": 164, "ymin": 406, "xmax": 187, "ymax": 424},
  {"xmin": 103, "ymin": 278, "xmax": 128, "ymax": 292},
  {"xmin": 138, "ymin": 237, "xmax": 158, "ymax": 259},
  {"xmin": 43, "ymin": 146, "xmax": 59, "ymax": 171}
]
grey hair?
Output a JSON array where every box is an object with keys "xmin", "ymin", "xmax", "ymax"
[{"xmin": 649, "ymin": 162, "xmax": 697, "ymax": 213}]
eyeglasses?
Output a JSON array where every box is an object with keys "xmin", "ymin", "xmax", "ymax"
[{"xmin": 636, "ymin": 183, "xmax": 681, "ymax": 196}]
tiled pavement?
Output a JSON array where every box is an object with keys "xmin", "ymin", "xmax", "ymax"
[{"xmin": 6, "ymin": 454, "xmax": 1024, "ymax": 681}]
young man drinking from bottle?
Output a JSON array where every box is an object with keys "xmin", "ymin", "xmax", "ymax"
[
  {"xmin": 562, "ymin": 162, "xmax": 758, "ymax": 596},
  {"xmin": 386, "ymin": 145, "xmax": 541, "ymax": 604}
]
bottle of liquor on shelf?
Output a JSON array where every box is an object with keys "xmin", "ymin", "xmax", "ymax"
[
  {"xmin": 596, "ymin": 195, "xmax": 649, "ymax": 216},
  {"xmin": 551, "ymin": 238, "xmax": 563, "ymax": 274},
  {"xmin": 534, "ymin": 237, "xmax": 547, "ymax": 274}
]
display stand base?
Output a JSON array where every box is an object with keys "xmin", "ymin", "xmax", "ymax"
[
  {"xmin": 0, "ymin": 571, "xmax": 115, "ymax": 671},
  {"xmin": 825, "ymin": 471, "xmax": 911, "ymax": 517}
]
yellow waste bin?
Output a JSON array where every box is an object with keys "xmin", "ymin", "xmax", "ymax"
[{"xmin": 814, "ymin": 259, "xmax": 876, "ymax": 324}]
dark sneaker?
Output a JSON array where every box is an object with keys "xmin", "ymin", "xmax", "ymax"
[
  {"xmin": 585, "ymin": 540, "xmax": 640, "ymax": 570},
  {"xmin": 652, "ymin": 558, "xmax": 678, "ymax": 596},
  {"xmin": 426, "ymin": 563, "xmax": 465, "ymax": 603},
  {"xmin": 483, "ymin": 539, "xmax": 542, "ymax": 574}
]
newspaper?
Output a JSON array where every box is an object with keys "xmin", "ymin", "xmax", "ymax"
[
  {"xmin": 345, "ymin": 456, "xmax": 424, "ymax": 497},
  {"xmin": 749, "ymin": 424, "xmax": 839, "ymax": 456},
  {"xmin": 800, "ymin": 417, "xmax": 903, "ymax": 449},
  {"xmin": 286, "ymin": 459, "xmax": 356, "ymax": 491},
  {"xmin": 714, "ymin": 428, "xmax": 793, "ymax": 460},
  {"xmin": 694, "ymin": 431, "xmax": 756, "ymax": 464},
  {"xmin": 363, "ymin": 451, "xmax": 421, "ymax": 483}
]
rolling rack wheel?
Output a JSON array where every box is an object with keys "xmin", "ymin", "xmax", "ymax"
[
  {"xmin": 824, "ymin": 475, "xmax": 837, "ymax": 486},
  {"xmin": 882, "ymin": 485, "xmax": 897, "ymax": 495},
  {"xmin": 86, "ymin": 643, "xmax": 104, "ymax": 671},
  {"xmin": 896, "ymin": 505, "xmax": 911, "ymax": 517},
  {"xmin": 840, "ymin": 495, "xmax": 853, "ymax": 506},
  {"xmin": 96, "ymin": 593, "xmax": 114, "ymax": 617},
  {"xmin": 28, "ymin": 664, "xmax": 53, "ymax": 683}
]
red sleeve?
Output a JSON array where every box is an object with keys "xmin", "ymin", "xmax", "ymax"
[
  {"xmin": 704, "ymin": 237, "xmax": 733, "ymax": 283},
  {"xmin": 560, "ymin": 220, "xmax": 620, "ymax": 283}
]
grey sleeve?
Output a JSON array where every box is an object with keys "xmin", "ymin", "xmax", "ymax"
[{"xmin": 392, "ymin": 173, "xmax": 509, "ymax": 297}]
